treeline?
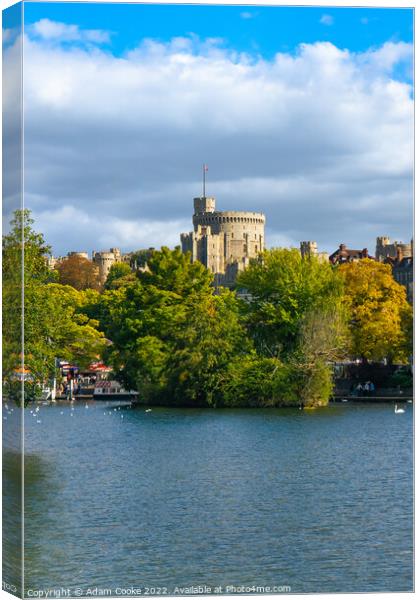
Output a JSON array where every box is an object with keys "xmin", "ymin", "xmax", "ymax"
[{"xmin": 2, "ymin": 210, "xmax": 412, "ymax": 407}]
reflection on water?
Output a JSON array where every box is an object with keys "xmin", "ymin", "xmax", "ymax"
[
  {"xmin": 3, "ymin": 450, "xmax": 22, "ymax": 595},
  {"xmin": 2, "ymin": 402, "xmax": 414, "ymax": 595}
]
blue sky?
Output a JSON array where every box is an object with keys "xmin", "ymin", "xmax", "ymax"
[
  {"xmin": 24, "ymin": 3, "xmax": 413, "ymax": 63},
  {"xmin": 3, "ymin": 2, "xmax": 414, "ymax": 255}
]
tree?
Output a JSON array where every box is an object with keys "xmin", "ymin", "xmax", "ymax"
[
  {"xmin": 94, "ymin": 247, "xmax": 251, "ymax": 406},
  {"xmin": 57, "ymin": 255, "xmax": 101, "ymax": 291},
  {"xmin": 236, "ymin": 249, "xmax": 347, "ymax": 406},
  {"xmin": 339, "ymin": 259, "xmax": 412, "ymax": 363},
  {"xmin": 104, "ymin": 262, "xmax": 133, "ymax": 289},
  {"xmin": 287, "ymin": 306, "xmax": 349, "ymax": 406},
  {"xmin": 138, "ymin": 246, "xmax": 214, "ymax": 294},
  {"xmin": 128, "ymin": 248, "xmax": 155, "ymax": 269},
  {"xmin": 2, "ymin": 210, "xmax": 105, "ymax": 404},
  {"xmin": 237, "ymin": 248, "xmax": 344, "ymax": 357},
  {"xmin": 3, "ymin": 210, "xmax": 53, "ymax": 391},
  {"xmin": 3, "ymin": 208, "xmax": 52, "ymax": 284},
  {"xmin": 24, "ymin": 284, "xmax": 105, "ymax": 376}
]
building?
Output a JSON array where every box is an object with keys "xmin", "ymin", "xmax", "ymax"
[
  {"xmin": 329, "ymin": 244, "xmax": 373, "ymax": 264},
  {"xmin": 181, "ymin": 196, "xmax": 265, "ymax": 287},
  {"xmin": 376, "ymin": 237, "xmax": 413, "ymax": 302},
  {"xmin": 300, "ymin": 241, "xmax": 329, "ymax": 262},
  {"xmin": 67, "ymin": 251, "xmax": 89, "ymax": 260},
  {"xmin": 383, "ymin": 248, "xmax": 413, "ymax": 303},
  {"xmin": 92, "ymin": 247, "xmax": 122, "ymax": 284},
  {"xmin": 376, "ymin": 236, "xmax": 412, "ymax": 262}
]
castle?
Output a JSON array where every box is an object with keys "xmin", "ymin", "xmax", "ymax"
[
  {"xmin": 300, "ymin": 241, "xmax": 329, "ymax": 262},
  {"xmin": 92, "ymin": 247, "xmax": 123, "ymax": 284},
  {"xmin": 49, "ymin": 248, "xmax": 128, "ymax": 285},
  {"xmin": 375, "ymin": 236, "xmax": 413, "ymax": 262},
  {"xmin": 180, "ymin": 196, "xmax": 265, "ymax": 287}
]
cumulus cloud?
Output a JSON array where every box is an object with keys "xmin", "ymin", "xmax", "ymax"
[
  {"xmin": 5, "ymin": 23, "xmax": 412, "ymax": 255},
  {"xmin": 320, "ymin": 14, "xmax": 334, "ymax": 26},
  {"xmin": 29, "ymin": 18, "xmax": 111, "ymax": 44},
  {"xmin": 30, "ymin": 205, "xmax": 189, "ymax": 253}
]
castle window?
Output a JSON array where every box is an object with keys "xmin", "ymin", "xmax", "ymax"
[{"xmin": 255, "ymin": 245, "xmax": 258, "ymax": 253}]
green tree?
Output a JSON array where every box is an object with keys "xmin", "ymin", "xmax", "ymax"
[
  {"xmin": 2, "ymin": 210, "xmax": 52, "ymax": 391},
  {"xmin": 94, "ymin": 248, "xmax": 250, "ymax": 406},
  {"xmin": 3, "ymin": 208, "xmax": 51, "ymax": 284},
  {"xmin": 222, "ymin": 355, "xmax": 295, "ymax": 407},
  {"xmin": 24, "ymin": 284, "xmax": 106, "ymax": 379},
  {"xmin": 2, "ymin": 210, "xmax": 105, "ymax": 404},
  {"xmin": 339, "ymin": 259, "xmax": 412, "ymax": 363},
  {"xmin": 138, "ymin": 246, "xmax": 214, "ymax": 294},
  {"xmin": 129, "ymin": 248, "xmax": 155, "ymax": 269},
  {"xmin": 285, "ymin": 306, "xmax": 348, "ymax": 406},
  {"xmin": 236, "ymin": 249, "xmax": 346, "ymax": 406},
  {"xmin": 237, "ymin": 248, "xmax": 344, "ymax": 357},
  {"xmin": 104, "ymin": 262, "xmax": 133, "ymax": 289}
]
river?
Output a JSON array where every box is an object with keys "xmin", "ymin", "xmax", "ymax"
[{"xmin": 3, "ymin": 401, "xmax": 413, "ymax": 595}]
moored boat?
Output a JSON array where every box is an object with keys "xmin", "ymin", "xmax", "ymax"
[{"xmin": 93, "ymin": 380, "xmax": 138, "ymax": 400}]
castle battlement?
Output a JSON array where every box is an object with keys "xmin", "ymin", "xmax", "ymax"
[{"xmin": 181, "ymin": 196, "xmax": 265, "ymax": 287}]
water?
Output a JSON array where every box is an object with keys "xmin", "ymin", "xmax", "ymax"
[{"xmin": 3, "ymin": 402, "xmax": 413, "ymax": 595}]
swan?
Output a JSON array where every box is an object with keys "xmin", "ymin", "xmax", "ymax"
[
  {"xmin": 395, "ymin": 404, "xmax": 405, "ymax": 414},
  {"xmin": 145, "ymin": 409, "xmax": 152, "ymax": 413}
]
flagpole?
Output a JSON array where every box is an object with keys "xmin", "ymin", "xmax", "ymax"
[{"xmin": 203, "ymin": 164, "xmax": 206, "ymax": 198}]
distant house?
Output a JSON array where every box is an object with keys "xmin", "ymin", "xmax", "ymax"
[
  {"xmin": 329, "ymin": 244, "xmax": 373, "ymax": 265},
  {"xmin": 384, "ymin": 250, "xmax": 413, "ymax": 303}
]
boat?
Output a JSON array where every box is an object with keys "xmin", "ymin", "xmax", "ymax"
[{"xmin": 93, "ymin": 380, "xmax": 138, "ymax": 400}]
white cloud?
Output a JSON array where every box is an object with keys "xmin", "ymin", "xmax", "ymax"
[
  {"xmin": 6, "ymin": 23, "xmax": 412, "ymax": 255},
  {"xmin": 320, "ymin": 15, "xmax": 334, "ymax": 26},
  {"xmin": 29, "ymin": 18, "xmax": 110, "ymax": 44},
  {"xmin": 240, "ymin": 12, "xmax": 258, "ymax": 20},
  {"xmin": 31, "ymin": 205, "xmax": 190, "ymax": 252}
]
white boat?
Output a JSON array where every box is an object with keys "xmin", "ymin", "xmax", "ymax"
[{"xmin": 93, "ymin": 380, "xmax": 137, "ymax": 400}]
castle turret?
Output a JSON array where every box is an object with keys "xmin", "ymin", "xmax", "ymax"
[
  {"xmin": 194, "ymin": 196, "xmax": 216, "ymax": 215},
  {"xmin": 181, "ymin": 194, "xmax": 265, "ymax": 287},
  {"xmin": 92, "ymin": 247, "xmax": 122, "ymax": 284},
  {"xmin": 300, "ymin": 241, "xmax": 318, "ymax": 258}
]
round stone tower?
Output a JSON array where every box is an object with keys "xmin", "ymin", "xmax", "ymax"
[{"xmin": 181, "ymin": 196, "xmax": 265, "ymax": 286}]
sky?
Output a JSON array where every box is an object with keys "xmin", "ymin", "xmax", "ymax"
[{"xmin": 3, "ymin": 2, "xmax": 414, "ymax": 255}]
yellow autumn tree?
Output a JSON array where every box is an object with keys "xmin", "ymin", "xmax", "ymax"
[{"xmin": 339, "ymin": 259, "xmax": 412, "ymax": 363}]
